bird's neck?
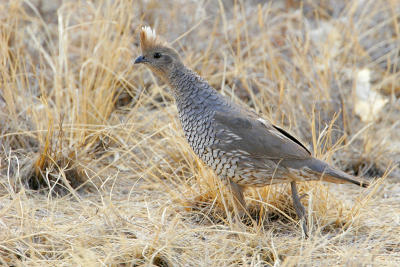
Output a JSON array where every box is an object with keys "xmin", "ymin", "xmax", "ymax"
[{"xmin": 167, "ymin": 65, "xmax": 221, "ymax": 109}]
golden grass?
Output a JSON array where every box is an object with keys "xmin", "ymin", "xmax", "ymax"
[{"xmin": 1, "ymin": 0, "xmax": 400, "ymax": 266}]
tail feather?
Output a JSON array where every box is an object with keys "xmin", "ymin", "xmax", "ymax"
[{"xmin": 307, "ymin": 158, "xmax": 369, "ymax": 188}]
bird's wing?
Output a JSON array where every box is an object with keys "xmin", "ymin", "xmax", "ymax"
[{"xmin": 212, "ymin": 110, "xmax": 311, "ymax": 160}]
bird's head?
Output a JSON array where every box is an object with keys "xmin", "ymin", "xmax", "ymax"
[{"xmin": 134, "ymin": 26, "xmax": 182, "ymax": 80}]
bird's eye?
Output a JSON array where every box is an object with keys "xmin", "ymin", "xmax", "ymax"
[{"xmin": 154, "ymin": 52, "xmax": 162, "ymax": 59}]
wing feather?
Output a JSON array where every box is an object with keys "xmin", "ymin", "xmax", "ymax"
[{"xmin": 212, "ymin": 110, "xmax": 311, "ymax": 160}]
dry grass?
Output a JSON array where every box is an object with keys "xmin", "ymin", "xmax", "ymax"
[{"xmin": 1, "ymin": 0, "xmax": 400, "ymax": 266}]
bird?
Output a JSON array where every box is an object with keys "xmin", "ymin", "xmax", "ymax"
[{"xmin": 134, "ymin": 26, "xmax": 369, "ymax": 236}]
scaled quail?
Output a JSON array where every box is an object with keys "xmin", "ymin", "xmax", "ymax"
[{"xmin": 134, "ymin": 26, "xmax": 369, "ymax": 236}]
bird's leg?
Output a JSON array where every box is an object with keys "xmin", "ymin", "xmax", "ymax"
[
  {"xmin": 290, "ymin": 181, "xmax": 308, "ymax": 237},
  {"xmin": 228, "ymin": 181, "xmax": 248, "ymax": 220}
]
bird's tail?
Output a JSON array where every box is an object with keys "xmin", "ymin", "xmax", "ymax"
[{"xmin": 306, "ymin": 158, "xmax": 369, "ymax": 188}]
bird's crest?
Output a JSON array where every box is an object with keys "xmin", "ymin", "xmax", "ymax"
[{"xmin": 139, "ymin": 26, "xmax": 167, "ymax": 52}]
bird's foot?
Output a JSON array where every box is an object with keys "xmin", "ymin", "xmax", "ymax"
[{"xmin": 290, "ymin": 181, "xmax": 308, "ymax": 238}]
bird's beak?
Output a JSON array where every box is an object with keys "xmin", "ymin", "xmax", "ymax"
[{"xmin": 134, "ymin": 55, "xmax": 146, "ymax": 64}]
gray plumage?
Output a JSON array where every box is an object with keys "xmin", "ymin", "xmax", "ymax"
[
  {"xmin": 168, "ymin": 66, "xmax": 366, "ymax": 188},
  {"xmin": 135, "ymin": 26, "xmax": 369, "ymax": 235}
]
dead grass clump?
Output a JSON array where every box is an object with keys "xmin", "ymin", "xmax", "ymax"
[
  {"xmin": 1, "ymin": 0, "xmax": 400, "ymax": 266},
  {"xmin": 174, "ymin": 167, "xmax": 372, "ymax": 238},
  {"xmin": 0, "ymin": 0, "xmax": 141, "ymax": 194}
]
